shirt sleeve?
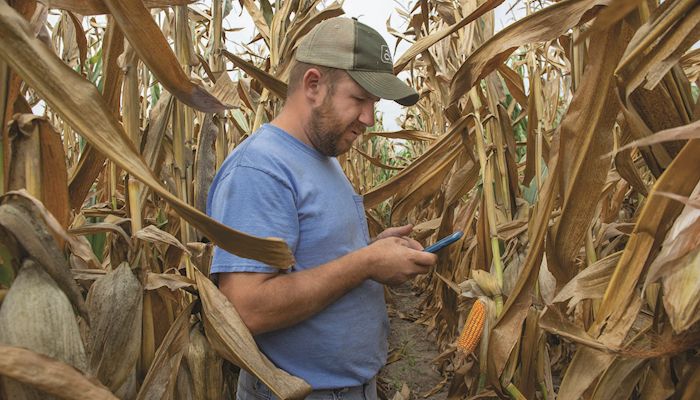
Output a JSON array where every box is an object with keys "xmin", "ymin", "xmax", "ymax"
[{"xmin": 208, "ymin": 165, "xmax": 298, "ymax": 274}]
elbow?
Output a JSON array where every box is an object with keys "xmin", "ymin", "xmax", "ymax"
[
  {"xmin": 237, "ymin": 310, "xmax": 268, "ymax": 335},
  {"xmin": 220, "ymin": 290, "xmax": 268, "ymax": 335}
]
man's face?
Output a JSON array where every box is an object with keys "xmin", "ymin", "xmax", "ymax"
[{"xmin": 307, "ymin": 73, "xmax": 379, "ymax": 157}]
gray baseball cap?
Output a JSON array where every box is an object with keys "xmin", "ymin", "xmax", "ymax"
[{"xmin": 295, "ymin": 17, "xmax": 419, "ymax": 106}]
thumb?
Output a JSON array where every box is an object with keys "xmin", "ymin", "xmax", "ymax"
[{"xmin": 394, "ymin": 224, "xmax": 414, "ymax": 236}]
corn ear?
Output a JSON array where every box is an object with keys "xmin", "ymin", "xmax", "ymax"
[
  {"xmin": 86, "ymin": 262, "xmax": 143, "ymax": 391},
  {"xmin": 184, "ymin": 323, "xmax": 224, "ymax": 400},
  {"xmin": 0, "ymin": 259, "xmax": 87, "ymax": 399},
  {"xmin": 457, "ymin": 300, "xmax": 486, "ymax": 354}
]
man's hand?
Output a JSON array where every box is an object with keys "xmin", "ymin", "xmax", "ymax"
[
  {"xmin": 374, "ymin": 224, "xmax": 424, "ymax": 251},
  {"xmin": 364, "ymin": 236, "xmax": 437, "ymax": 286},
  {"xmin": 375, "ymin": 223, "xmax": 413, "ymax": 241}
]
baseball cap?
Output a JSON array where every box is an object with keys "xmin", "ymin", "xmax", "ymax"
[{"xmin": 295, "ymin": 17, "xmax": 419, "ymax": 106}]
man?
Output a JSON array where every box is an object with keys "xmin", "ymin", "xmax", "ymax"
[{"xmin": 207, "ymin": 17, "xmax": 437, "ymax": 400}]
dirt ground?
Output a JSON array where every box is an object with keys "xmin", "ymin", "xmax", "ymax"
[{"xmin": 378, "ymin": 282, "xmax": 449, "ymax": 400}]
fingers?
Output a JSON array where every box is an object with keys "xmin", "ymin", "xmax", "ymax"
[
  {"xmin": 410, "ymin": 248, "xmax": 438, "ymax": 267},
  {"xmin": 377, "ymin": 224, "xmax": 414, "ymax": 240},
  {"xmin": 403, "ymin": 236, "xmax": 424, "ymax": 251}
]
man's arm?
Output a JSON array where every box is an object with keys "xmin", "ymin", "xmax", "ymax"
[{"xmin": 219, "ymin": 236, "xmax": 436, "ymax": 335}]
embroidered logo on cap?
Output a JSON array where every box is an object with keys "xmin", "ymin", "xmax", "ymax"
[{"xmin": 380, "ymin": 45, "xmax": 392, "ymax": 64}]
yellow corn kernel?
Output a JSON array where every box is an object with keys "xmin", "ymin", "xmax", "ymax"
[{"xmin": 457, "ymin": 299, "xmax": 485, "ymax": 354}]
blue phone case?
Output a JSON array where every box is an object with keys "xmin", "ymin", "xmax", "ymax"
[{"xmin": 424, "ymin": 231, "xmax": 464, "ymax": 253}]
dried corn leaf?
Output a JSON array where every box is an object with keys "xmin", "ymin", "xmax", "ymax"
[
  {"xmin": 0, "ymin": 345, "xmax": 116, "ymax": 400},
  {"xmin": 146, "ymin": 272, "xmax": 195, "ymax": 291},
  {"xmin": 449, "ymin": 0, "xmax": 607, "ymax": 105},
  {"xmin": 134, "ymin": 225, "xmax": 190, "ymax": 254},
  {"xmin": 0, "ymin": 4, "xmax": 294, "ymax": 268},
  {"xmin": 221, "ymin": 50, "xmax": 287, "ymax": 99},
  {"xmin": 194, "ymin": 269, "xmax": 312, "ymax": 400},
  {"xmin": 239, "ymin": 0, "xmax": 271, "ymax": 45},
  {"xmin": 47, "ymin": 0, "xmax": 194, "ymax": 15},
  {"xmin": 590, "ymin": 357, "xmax": 646, "ymax": 400},
  {"xmin": 392, "ymin": 0, "xmax": 503, "ymax": 74},
  {"xmin": 488, "ymin": 136, "xmax": 559, "ymax": 378},
  {"xmin": 363, "ymin": 115, "xmax": 468, "ymax": 208},
  {"xmin": 0, "ymin": 259, "xmax": 88, "ymax": 399},
  {"xmin": 102, "ymin": 0, "xmax": 226, "ymax": 112},
  {"xmin": 368, "ymin": 130, "xmax": 436, "ymax": 141},
  {"xmin": 614, "ymin": 118, "xmax": 700, "ymax": 154},
  {"xmin": 86, "ymin": 263, "xmax": 143, "ymax": 391},
  {"xmin": 8, "ymin": 114, "xmax": 71, "ymax": 229},
  {"xmin": 0, "ymin": 191, "xmax": 87, "ymax": 319},
  {"xmin": 617, "ymin": 0, "xmax": 700, "ymax": 95},
  {"xmin": 553, "ymin": 22, "xmax": 625, "ymax": 285},
  {"xmin": 552, "ymin": 252, "xmax": 620, "ymax": 312},
  {"xmin": 67, "ymin": 17, "xmax": 124, "ymax": 211},
  {"xmin": 136, "ymin": 302, "xmax": 194, "ymax": 400},
  {"xmin": 390, "ymin": 142, "xmax": 461, "ymax": 224},
  {"xmin": 592, "ymin": 141, "xmax": 700, "ymax": 340}
]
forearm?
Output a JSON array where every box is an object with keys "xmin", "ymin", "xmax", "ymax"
[{"xmin": 220, "ymin": 248, "xmax": 373, "ymax": 335}]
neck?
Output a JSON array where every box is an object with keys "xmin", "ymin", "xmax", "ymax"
[{"xmin": 270, "ymin": 100, "xmax": 313, "ymax": 148}]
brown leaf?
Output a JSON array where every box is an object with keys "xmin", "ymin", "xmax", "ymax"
[
  {"xmin": 611, "ymin": 119, "xmax": 700, "ymax": 155},
  {"xmin": 0, "ymin": 345, "xmax": 116, "ymax": 400},
  {"xmin": 47, "ymin": 0, "xmax": 195, "ymax": 15},
  {"xmin": 363, "ymin": 114, "xmax": 469, "ymax": 208},
  {"xmin": 393, "ymin": 0, "xmax": 504, "ymax": 74},
  {"xmin": 195, "ymin": 269, "xmax": 312, "ymax": 400},
  {"xmin": 222, "ymin": 50, "xmax": 287, "ymax": 99},
  {"xmin": 134, "ymin": 224, "xmax": 190, "ymax": 254},
  {"xmin": 0, "ymin": 190, "xmax": 88, "ymax": 320},
  {"xmin": 145, "ymin": 272, "xmax": 195, "ymax": 291},
  {"xmin": 0, "ymin": 4, "xmax": 294, "ymax": 268},
  {"xmin": 553, "ymin": 21, "xmax": 626, "ymax": 286},
  {"xmin": 102, "ymin": 0, "xmax": 227, "ymax": 112},
  {"xmin": 67, "ymin": 16, "xmax": 122, "ymax": 211},
  {"xmin": 448, "ymin": 0, "xmax": 607, "ymax": 105},
  {"xmin": 367, "ymin": 130, "xmax": 437, "ymax": 141},
  {"xmin": 488, "ymin": 134, "xmax": 559, "ymax": 379},
  {"xmin": 552, "ymin": 252, "xmax": 620, "ymax": 312},
  {"xmin": 136, "ymin": 302, "xmax": 194, "ymax": 400},
  {"xmin": 591, "ymin": 141, "xmax": 700, "ymax": 340}
]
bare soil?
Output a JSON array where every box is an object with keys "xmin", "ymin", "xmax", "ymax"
[{"xmin": 378, "ymin": 282, "xmax": 449, "ymax": 400}]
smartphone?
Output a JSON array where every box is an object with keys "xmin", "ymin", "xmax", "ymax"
[{"xmin": 424, "ymin": 231, "xmax": 464, "ymax": 253}]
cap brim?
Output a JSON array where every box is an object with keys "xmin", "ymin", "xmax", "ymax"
[{"xmin": 347, "ymin": 70, "xmax": 419, "ymax": 106}]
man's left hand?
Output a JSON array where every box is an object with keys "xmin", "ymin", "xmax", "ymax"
[{"xmin": 374, "ymin": 224, "xmax": 423, "ymax": 250}]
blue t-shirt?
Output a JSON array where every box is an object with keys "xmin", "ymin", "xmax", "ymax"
[{"xmin": 207, "ymin": 124, "xmax": 389, "ymax": 389}]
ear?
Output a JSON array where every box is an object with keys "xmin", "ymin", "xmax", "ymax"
[{"xmin": 301, "ymin": 68, "xmax": 325, "ymax": 106}]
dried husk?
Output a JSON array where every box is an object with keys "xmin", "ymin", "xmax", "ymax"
[
  {"xmin": 85, "ymin": 262, "xmax": 143, "ymax": 391},
  {"xmin": 183, "ymin": 322, "xmax": 224, "ymax": 400},
  {"xmin": 194, "ymin": 269, "xmax": 312, "ymax": 400},
  {"xmin": 0, "ymin": 259, "xmax": 87, "ymax": 399}
]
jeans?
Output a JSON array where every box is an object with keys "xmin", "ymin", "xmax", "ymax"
[{"xmin": 236, "ymin": 370, "xmax": 378, "ymax": 400}]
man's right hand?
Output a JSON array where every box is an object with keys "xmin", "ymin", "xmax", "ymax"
[{"xmin": 364, "ymin": 237, "xmax": 438, "ymax": 286}]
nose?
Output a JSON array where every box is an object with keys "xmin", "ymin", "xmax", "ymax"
[{"xmin": 358, "ymin": 101, "xmax": 375, "ymax": 127}]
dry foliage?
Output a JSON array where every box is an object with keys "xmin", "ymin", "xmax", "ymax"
[{"xmin": 0, "ymin": 0, "xmax": 699, "ymax": 399}]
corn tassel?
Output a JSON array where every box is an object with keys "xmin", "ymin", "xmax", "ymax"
[{"xmin": 457, "ymin": 300, "xmax": 486, "ymax": 354}]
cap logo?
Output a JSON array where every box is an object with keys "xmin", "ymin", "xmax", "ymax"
[{"xmin": 380, "ymin": 45, "xmax": 392, "ymax": 64}]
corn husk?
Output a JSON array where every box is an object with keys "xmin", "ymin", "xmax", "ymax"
[
  {"xmin": 184, "ymin": 323, "xmax": 224, "ymax": 400},
  {"xmin": 86, "ymin": 262, "xmax": 143, "ymax": 391},
  {"xmin": 0, "ymin": 259, "xmax": 87, "ymax": 399}
]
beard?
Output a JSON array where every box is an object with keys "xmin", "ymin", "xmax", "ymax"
[{"xmin": 307, "ymin": 94, "xmax": 362, "ymax": 157}]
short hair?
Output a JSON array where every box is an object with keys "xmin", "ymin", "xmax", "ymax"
[{"xmin": 287, "ymin": 60, "xmax": 345, "ymax": 96}]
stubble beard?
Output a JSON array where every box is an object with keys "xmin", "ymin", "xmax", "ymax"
[{"xmin": 307, "ymin": 94, "xmax": 360, "ymax": 157}]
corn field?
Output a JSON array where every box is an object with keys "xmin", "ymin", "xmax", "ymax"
[{"xmin": 0, "ymin": 0, "xmax": 699, "ymax": 398}]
